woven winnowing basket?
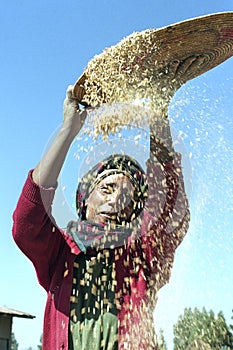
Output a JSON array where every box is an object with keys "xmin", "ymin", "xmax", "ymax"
[{"xmin": 73, "ymin": 12, "xmax": 233, "ymax": 116}]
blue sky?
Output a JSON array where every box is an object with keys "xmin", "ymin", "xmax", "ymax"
[{"xmin": 0, "ymin": 1, "xmax": 232, "ymax": 349}]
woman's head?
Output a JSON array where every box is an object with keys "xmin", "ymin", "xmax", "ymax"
[{"xmin": 76, "ymin": 154, "xmax": 148, "ymax": 224}]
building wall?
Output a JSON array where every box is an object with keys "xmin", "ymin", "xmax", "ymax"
[{"xmin": 0, "ymin": 315, "xmax": 12, "ymax": 350}]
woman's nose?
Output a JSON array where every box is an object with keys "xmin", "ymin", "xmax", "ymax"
[
  {"xmin": 107, "ymin": 189, "xmax": 120, "ymax": 205},
  {"xmin": 107, "ymin": 189, "xmax": 130, "ymax": 209}
]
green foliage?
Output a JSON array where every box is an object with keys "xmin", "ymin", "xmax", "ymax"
[
  {"xmin": 157, "ymin": 329, "xmax": 168, "ymax": 350},
  {"xmin": 37, "ymin": 334, "xmax": 42, "ymax": 350},
  {"xmin": 173, "ymin": 307, "xmax": 233, "ymax": 350},
  {"xmin": 230, "ymin": 310, "xmax": 233, "ymax": 334},
  {"xmin": 11, "ymin": 333, "xmax": 18, "ymax": 350}
]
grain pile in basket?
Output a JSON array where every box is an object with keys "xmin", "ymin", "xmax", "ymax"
[{"xmin": 73, "ymin": 12, "xmax": 233, "ymax": 137}]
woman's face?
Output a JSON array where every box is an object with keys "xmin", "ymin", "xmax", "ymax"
[{"xmin": 85, "ymin": 173, "xmax": 136, "ymax": 224}]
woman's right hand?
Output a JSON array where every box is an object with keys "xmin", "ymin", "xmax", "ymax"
[{"xmin": 62, "ymin": 85, "xmax": 87, "ymax": 136}]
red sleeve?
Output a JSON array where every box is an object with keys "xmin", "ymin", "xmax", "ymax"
[
  {"xmin": 12, "ymin": 170, "xmax": 66, "ymax": 291},
  {"xmin": 145, "ymin": 153, "xmax": 189, "ymax": 233},
  {"xmin": 130, "ymin": 153, "xmax": 190, "ymax": 291}
]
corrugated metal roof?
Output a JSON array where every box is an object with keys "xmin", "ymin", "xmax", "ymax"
[{"xmin": 0, "ymin": 306, "xmax": 35, "ymax": 319}]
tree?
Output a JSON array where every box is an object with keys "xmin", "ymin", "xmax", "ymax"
[
  {"xmin": 185, "ymin": 337, "xmax": 212, "ymax": 350},
  {"xmin": 230, "ymin": 309, "xmax": 233, "ymax": 334},
  {"xmin": 37, "ymin": 334, "xmax": 42, "ymax": 350},
  {"xmin": 11, "ymin": 333, "xmax": 18, "ymax": 350},
  {"xmin": 173, "ymin": 307, "xmax": 233, "ymax": 350},
  {"xmin": 157, "ymin": 329, "xmax": 168, "ymax": 350}
]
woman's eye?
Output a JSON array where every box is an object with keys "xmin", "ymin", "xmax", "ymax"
[{"xmin": 100, "ymin": 185, "xmax": 114, "ymax": 194}]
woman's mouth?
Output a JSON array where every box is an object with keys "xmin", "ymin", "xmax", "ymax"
[{"xmin": 100, "ymin": 212, "xmax": 118, "ymax": 219}]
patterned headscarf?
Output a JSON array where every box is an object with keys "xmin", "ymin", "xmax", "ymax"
[{"xmin": 76, "ymin": 154, "xmax": 148, "ymax": 222}]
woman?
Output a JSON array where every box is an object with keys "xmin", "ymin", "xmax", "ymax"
[{"xmin": 12, "ymin": 86, "xmax": 189, "ymax": 349}]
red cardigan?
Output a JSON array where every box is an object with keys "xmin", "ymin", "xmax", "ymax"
[{"xmin": 12, "ymin": 156, "xmax": 190, "ymax": 350}]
